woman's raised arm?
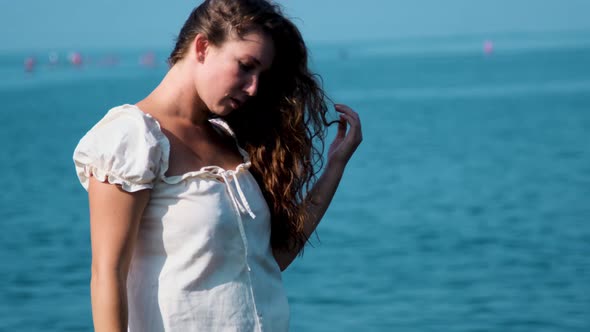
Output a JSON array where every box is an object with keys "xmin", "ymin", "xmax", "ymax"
[
  {"xmin": 274, "ymin": 104, "xmax": 363, "ymax": 271},
  {"xmin": 88, "ymin": 176, "xmax": 150, "ymax": 332}
]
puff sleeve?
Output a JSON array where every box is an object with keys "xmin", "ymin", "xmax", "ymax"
[{"xmin": 73, "ymin": 105, "xmax": 168, "ymax": 192}]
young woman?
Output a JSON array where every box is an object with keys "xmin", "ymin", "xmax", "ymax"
[{"xmin": 73, "ymin": 0, "xmax": 362, "ymax": 331}]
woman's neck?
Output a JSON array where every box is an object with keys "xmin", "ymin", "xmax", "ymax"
[{"xmin": 137, "ymin": 62, "xmax": 210, "ymax": 126}]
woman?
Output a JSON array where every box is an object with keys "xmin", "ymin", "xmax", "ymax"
[{"xmin": 73, "ymin": 0, "xmax": 362, "ymax": 331}]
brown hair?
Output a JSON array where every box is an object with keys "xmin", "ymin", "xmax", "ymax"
[{"xmin": 170, "ymin": 0, "xmax": 333, "ymax": 253}]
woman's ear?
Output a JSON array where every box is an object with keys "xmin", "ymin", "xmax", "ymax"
[{"xmin": 194, "ymin": 33, "xmax": 209, "ymax": 63}]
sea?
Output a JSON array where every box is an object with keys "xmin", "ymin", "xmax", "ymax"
[{"xmin": 1, "ymin": 31, "xmax": 589, "ymax": 331}]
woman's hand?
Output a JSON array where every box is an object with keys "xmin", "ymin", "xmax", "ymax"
[{"xmin": 327, "ymin": 104, "xmax": 363, "ymax": 167}]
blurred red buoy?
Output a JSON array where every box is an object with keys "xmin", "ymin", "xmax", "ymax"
[
  {"xmin": 24, "ymin": 56, "xmax": 36, "ymax": 72},
  {"xmin": 483, "ymin": 40, "xmax": 494, "ymax": 55},
  {"xmin": 69, "ymin": 52, "xmax": 83, "ymax": 66},
  {"xmin": 140, "ymin": 51, "xmax": 156, "ymax": 68}
]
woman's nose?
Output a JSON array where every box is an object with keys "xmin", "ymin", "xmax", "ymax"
[{"xmin": 244, "ymin": 75, "xmax": 258, "ymax": 97}]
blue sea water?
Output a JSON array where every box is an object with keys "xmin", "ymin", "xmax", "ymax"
[{"xmin": 1, "ymin": 32, "xmax": 590, "ymax": 331}]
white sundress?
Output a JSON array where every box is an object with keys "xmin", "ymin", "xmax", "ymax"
[{"xmin": 73, "ymin": 104, "xmax": 290, "ymax": 332}]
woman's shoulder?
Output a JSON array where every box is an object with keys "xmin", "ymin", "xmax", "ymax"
[
  {"xmin": 96, "ymin": 104, "xmax": 163, "ymax": 137},
  {"xmin": 72, "ymin": 104, "xmax": 170, "ymax": 192}
]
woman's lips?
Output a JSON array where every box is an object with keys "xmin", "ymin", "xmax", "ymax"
[{"xmin": 229, "ymin": 97, "xmax": 243, "ymax": 109}]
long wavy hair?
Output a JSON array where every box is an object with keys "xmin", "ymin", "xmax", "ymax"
[{"xmin": 169, "ymin": 0, "xmax": 333, "ymax": 253}]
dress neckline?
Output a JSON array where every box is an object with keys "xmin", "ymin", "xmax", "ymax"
[{"xmin": 118, "ymin": 104, "xmax": 252, "ymax": 184}]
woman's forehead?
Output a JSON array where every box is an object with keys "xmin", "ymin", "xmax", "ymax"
[{"xmin": 222, "ymin": 31, "xmax": 274, "ymax": 67}]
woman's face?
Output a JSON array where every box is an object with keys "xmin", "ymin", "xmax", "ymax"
[{"xmin": 196, "ymin": 30, "xmax": 274, "ymax": 116}]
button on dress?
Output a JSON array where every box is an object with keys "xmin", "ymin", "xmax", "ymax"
[{"xmin": 73, "ymin": 104, "xmax": 290, "ymax": 331}]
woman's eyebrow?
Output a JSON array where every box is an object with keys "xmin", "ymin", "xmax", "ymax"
[
  {"xmin": 246, "ymin": 56, "xmax": 262, "ymax": 66},
  {"xmin": 245, "ymin": 56, "xmax": 272, "ymax": 71}
]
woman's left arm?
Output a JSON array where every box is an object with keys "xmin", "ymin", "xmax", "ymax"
[{"xmin": 274, "ymin": 104, "xmax": 363, "ymax": 271}]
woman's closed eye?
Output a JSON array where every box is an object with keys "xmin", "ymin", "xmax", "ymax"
[{"xmin": 238, "ymin": 61, "xmax": 256, "ymax": 72}]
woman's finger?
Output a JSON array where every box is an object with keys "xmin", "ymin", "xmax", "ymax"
[
  {"xmin": 336, "ymin": 115, "xmax": 347, "ymax": 138},
  {"xmin": 334, "ymin": 104, "xmax": 359, "ymax": 120},
  {"xmin": 338, "ymin": 112, "xmax": 362, "ymax": 134}
]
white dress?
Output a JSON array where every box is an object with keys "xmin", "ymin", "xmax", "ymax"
[{"xmin": 73, "ymin": 104, "xmax": 290, "ymax": 332}]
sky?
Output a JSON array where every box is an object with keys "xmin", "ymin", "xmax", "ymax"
[{"xmin": 1, "ymin": 0, "xmax": 590, "ymax": 51}]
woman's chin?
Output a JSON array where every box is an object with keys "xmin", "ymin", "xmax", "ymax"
[{"xmin": 210, "ymin": 106, "xmax": 233, "ymax": 117}]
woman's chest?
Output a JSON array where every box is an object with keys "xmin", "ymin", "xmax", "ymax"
[
  {"xmin": 161, "ymin": 124, "xmax": 245, "ymax": 177},
  {"xmin": 142, "ymin": 172, "xmax": 272, "ymax": 249}
]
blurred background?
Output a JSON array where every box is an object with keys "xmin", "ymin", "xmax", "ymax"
[{"xmin": 1, "ymin": 0, "xmax": 589, "ymax": 331}]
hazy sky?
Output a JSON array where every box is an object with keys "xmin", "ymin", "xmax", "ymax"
[{"xmin": 1, "ymin": 0, "xmax": 590, "ymax": 51}]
